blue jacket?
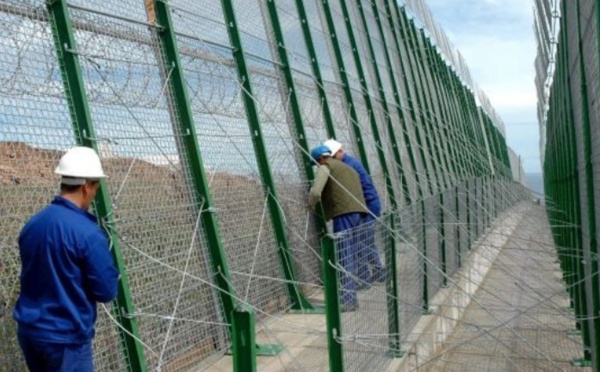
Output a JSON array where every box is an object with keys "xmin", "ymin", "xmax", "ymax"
[
  {"xmin": 13, "ymin": 196, "xmax": 119, "ymax": 344},
  {"xmin": 341, "ymin": 154, "xmax": 381, "ymax": 217}
]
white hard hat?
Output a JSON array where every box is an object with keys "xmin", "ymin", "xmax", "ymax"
[
  {"xmin": 55, "ymin": 146, "xmax": 107, "ymax": 184},
  {"xmin": 323, "ymin": 139, "xmax": 343, "ymax": 156}
]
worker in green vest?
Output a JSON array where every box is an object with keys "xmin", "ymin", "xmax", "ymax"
[{"xmin": 308, "ymin": 145, "xmax": 367, "ymax": 311}]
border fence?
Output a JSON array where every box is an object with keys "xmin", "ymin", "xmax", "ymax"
[
  {"xmin": 535, "ymin": 0, "xmax": 600, "ymax": 370},
  {"xmin": 0, "ymin": 0, "xmax": 528, "ymax": 371}
]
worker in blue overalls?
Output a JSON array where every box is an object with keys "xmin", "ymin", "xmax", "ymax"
[
  {"xmin": 324, "ymin": 139, "xmax": 386, "ymax": 288},
  {"xmin": 14, "ymin": 147, "xmax": 119, "ymax": 371}
]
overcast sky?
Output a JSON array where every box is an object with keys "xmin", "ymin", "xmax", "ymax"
[{"xmin": 425, "ymin": 0, "xmax": 540, "ymax": 173}]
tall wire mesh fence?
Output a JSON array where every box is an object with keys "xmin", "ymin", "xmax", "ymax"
[
  {"xmin": 536, "ymin": 0, "xmax": 600, "ymax": 369},
  {"xmin": 0, "ymin": 0, "xmax": 536, "ymax": 371}
]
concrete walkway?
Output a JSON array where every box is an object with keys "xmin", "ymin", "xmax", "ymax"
[
  {"xmin": 419, "ymin": 204, "xmax": 590, "ymax": 371},
  {"xmin": 204, "ymin": 203, "xmax": 589, "ymax": 371}
]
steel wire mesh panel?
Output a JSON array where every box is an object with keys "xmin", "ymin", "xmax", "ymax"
[
  {"xmin": 457, "ymin": 183, "xmax": 471, "ymax": 255},
  {"xmin": 236, "ymin": 0, "xmax": 324, "ymax": 295},
  {"xmin": 579, "ymin": 1, "xmax": 600, "ymax": 253},
  {"xmin": 351, "ymin": 96, "xmax": 389, "ymax": 208},
  {"xmin": 404, "ymin": 98, "xmax": 441, "ymax": 195},
  {"xmin": 0, "ymin": 0, "xmax": 533, "ymax": 370},
  {"xmin": 404, "ymin": 100, "xmax": 438, "ymax": 197},
  {"xmin": 397, "ymin": 203, "xmax": 425, "ymax": 340},
  {"xmin": 274, "ymin": 0, "xmax": 330, "ymax": 147},
  {"xmin": 566, "ymin": 0, "xmax": 597, "ymax": 363},
  {"xmin": 306, "ymin": 0, "xmax": 363, "ymax": 159},
  {"xmin": 351, "ymin": 2, "xmax": 406, "ymax": 207},
  {"xmin": 335, "ymin": 216, "xmax": 394, "ymax": 372},
  {"xmin": 424, "ymin": 195, "xmax": 443, "ymax": 300},
  {"xmin": 324, "ymin": 82, "xmax": 360, "ymax": 158},
  {"xmin": 326, "ymin": 0, "xmax": 388, "ymax": 211},
  {"xmin": 475, "ymin": 178, "xmax": 483, "ymax": 238},
  {"xmin": 382, "ymin": 3, "xmax": 426, "ymax": 201},
  {"xmin": 0, "ymin": 3, "xmax": 77, "ymax": 370},
  {"xmin": 168, "ymin": 1, "xmax": 291, "ymax": 319},
  {"xmin": 468, "ymin": 180, "xmax": 479, "ymax": 247},
  {"xmin": 66, "ymin": 2, "xmax": 229, "ymax": 370},
  {"xmin": 380, "ymin": 108, "xmax": 408, "ymax": 206},
  {"xmin": 421, "ymin": 206, "xmax": 588, "ymax": 372},
  {"xmin": 328, "ymin": 2, "xmax": 387, "ymax": 201},
  {"xmin": 299, "ymin": 0, "xmax": 362, "ymax": 161},
  {"xmin": 443, "ymin": 188, "xmax": 458, "ymax": 278}
]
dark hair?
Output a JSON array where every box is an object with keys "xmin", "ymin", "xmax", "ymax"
[
  {"xmin": 60, "ymin": 183, "xmax": 83, "ymax": 193},
  {"xmin": 60, "ymin": 180, "xmax": 99, "ymax": 193}
]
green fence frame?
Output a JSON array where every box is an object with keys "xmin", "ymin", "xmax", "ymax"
[{"xmin": 46, "ymin": 0, "xmax": 148, "ymax": 369}]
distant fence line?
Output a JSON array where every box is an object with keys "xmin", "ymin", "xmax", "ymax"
[{"xmin": 536, "ymin": 0, "xmax": 600, "ymax": 369}]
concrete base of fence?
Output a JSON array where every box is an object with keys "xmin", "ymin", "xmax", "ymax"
[{"xmin": 386, "ymin": 202, "xmax": 529, "ymax": 372}]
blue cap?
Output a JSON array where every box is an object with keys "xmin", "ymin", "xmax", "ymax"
[{"xmin": 310, "ymin": 145, "xmax": 332, "ymax": 162}]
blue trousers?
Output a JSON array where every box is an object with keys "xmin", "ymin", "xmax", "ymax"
[
  {"xmin": 333, "ymin": 212, "xmax": 362, "ymax": 307},
  {"xmin": 18, "ymin": 333, "xmax": 94, "ymax": 372},
  {"xmin": 356, "ymin": 214, "xmax": 386, "ymax": 283}
]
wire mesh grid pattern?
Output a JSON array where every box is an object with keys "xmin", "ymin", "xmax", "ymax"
[
  {"xmin": 67, "ymin": 2, "xmax": 229, "ymax": 370},
  {"xmin": 0, "ymin": 4, "xmax": 76, "ymax": 369},
  {"xmin": 352, "ymin": 0, "xmax": 406, "ymax": 208},
  {"xmin": 334, "ymin": 214, "xmax": 395, "ymax": 372},
  {"xmin": 424, "ymin": 195, "xmax": 443, "ymax": 300},
  {"xmin": 419, "ymin": 206, "xmax": 591, "ymax": 372},
  {"xmin": 536, "ymin": 0, "xmax": 600, "ymax": 368},
  {"xmin": 0, "ymin": 0, "xmax": 532, "ymax": 371},
  {"xmin": 397, "ymin": 204, "xmax": 425, "ymax": 339},
  {"xmin": 170, "ymin": 1, "xmax": 293, "ymax": 323}
]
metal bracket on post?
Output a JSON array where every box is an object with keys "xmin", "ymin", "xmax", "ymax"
[{"xmin": 571, "ymin": 358, "xmax": 593, "ymax": 367}]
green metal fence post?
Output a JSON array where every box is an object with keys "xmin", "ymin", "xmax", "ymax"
[
  {"xmin": 439, "ymin": 192, "xmax": 447, "ymax": 286},
  {"xmin": 421, "ymin": 199, "xmax": 430, "ymax": 312},
  {"xmin": 437, "ymin": 58, "xmax": 473, "ymax": 181},
  {"xmin": 416, "ymin": 30, "xmax": 452, "ymax": 190},
  {"xmin": 402, "ymin": 15, "xmax": 442, "ymax": 194},
  {"xmin": 46, "ymin": 1, "xmax": 147, "ymax": 370},
  {"xmin": 575, "ymin": 0, "xmax": 599, "ymax": 365},
  {"xmin": 373, "ymin": 0, "xmax": 419, "ymax": 205},
  {"xmin": 151, "ymin": 0, "xmax": 238, "ymax": 335},
  {"xmin": 322, "ymin": 234, "xmax": 345, "ymax": 371},
  {"xmin": 388, "ymin": 6, "xmax": 434, "ymax": 310},
  {"xmin": 352, "ymin": 0, "xmax": 403, "ymax": 355},
  {"xmin": 262, "ymin": 0, "xmax": 322, "ymax": 312},
  {"xmin": 354, "ymin": 0, "xmax": 408, "ymax": 208},
  {"xmin": 435, "ymin": 58, "xmax": 468, "ymax": 259},
  {"xmin": 385, "ymin": 213, "xmax": 403, "ymax": 356},
  {"xmin": 232, "ymin": 305, "xmax": 257, "ymax": 372},
  {"xmin": 391, "ymin": 4, "xmax": 435, "ymax": 196},
  {"xmin": 324, "ymin": 0, "xmax": 406, "ymax": 356},
  {"xmin": 466, "ymin": 178, "xmax": 473, "ymax": 250},
  {"xmin": 220, "ymin": 0, "xmax": 313, "ymax": 315},
  {"xmin": 553, "ymin": 53, "xmax": 572, "ymax": 295},
  {"xmin": 321, "ymin": 0, "xmax": 380, "ymax": 179},
  {"xmin": 318, "ymin": 0, "xmax": 370, "ymax": 172},
  {"xmin": 455, "ymin": 185, "xmax": 462, "ymax": 267},
  {"xmin": 561, "ymin": 9, "xmax": 591, "ymax": 355},
  {"xmin": 292, "ymin": 0, "xmax": 337, "ymax": 138},
  {"xmin": 425, "ymin": 42, "xmax": 463, "ymax": 185}
]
